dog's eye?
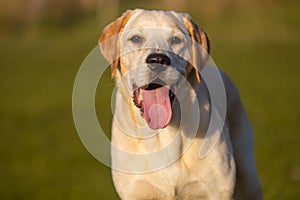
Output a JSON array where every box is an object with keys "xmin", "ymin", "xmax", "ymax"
[
  {"xmin": 130, "ymin": 35, "xmax": 143, "ymax": 43},
  {"xmin": 170, "ymin": 36, "xmax": 182, "ymax": 45}
]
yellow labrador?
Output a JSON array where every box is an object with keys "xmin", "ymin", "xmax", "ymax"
[{"xmin": 99, "ymin": 9, "xmax": 262, "ymax": 200}]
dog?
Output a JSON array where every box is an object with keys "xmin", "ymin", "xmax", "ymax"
[{"xmin": 99, "ymin": 9, "xmax": 262, "ymax": 200}]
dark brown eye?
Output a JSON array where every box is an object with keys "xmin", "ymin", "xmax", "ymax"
[
  {"xmin": 130, "ymin": 35, "xmax": 143, "ymax": 43},
  {"xmin": 170, "ymin": 36, "xmax": 182, "ymax": 45}
]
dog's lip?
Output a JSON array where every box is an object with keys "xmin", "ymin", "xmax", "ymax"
[{"xmin": 133, "ymin": 87, "xmax": 143, "ymax": 110}]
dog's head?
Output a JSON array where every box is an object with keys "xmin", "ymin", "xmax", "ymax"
[{"xmin": 99, "ymin": 9, "xmax": 210, "ymax": 130}]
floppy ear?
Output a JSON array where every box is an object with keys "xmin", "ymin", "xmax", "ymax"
[
  {"xmin": 99, "ymin": 11, "xmax": 132, "ymax": 78},
  {"xmin": 183, "ymin": 17, "xmax": 210, "ymax": 83}
]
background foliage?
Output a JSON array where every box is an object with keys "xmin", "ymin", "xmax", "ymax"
[{"xmin": 1, "ymin": 0, "xmax": 299, "ymax": 199}]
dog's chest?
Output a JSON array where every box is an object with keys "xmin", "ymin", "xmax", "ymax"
[{"xmin": 112, "ymin": 137, "xmax": 236, "ymax": 200}]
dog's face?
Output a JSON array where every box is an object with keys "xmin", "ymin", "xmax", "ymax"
[{"xmin": 99, "ymin": 9, "xmax": 210, "ymax": 130}]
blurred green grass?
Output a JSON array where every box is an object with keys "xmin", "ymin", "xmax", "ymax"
[{"xmin": 1, "ymin": 0, "xmax": 299, "ymax": 199}]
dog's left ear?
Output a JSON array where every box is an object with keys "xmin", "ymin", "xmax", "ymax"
[
  {"xmin": 99, "ymin": 11, "xmax": 132, "ymax": 78},
  {"xmin": 183, "ymin": 16, "xmax": 210, "ymax": 83}
]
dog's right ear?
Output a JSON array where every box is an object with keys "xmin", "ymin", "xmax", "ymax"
[{"xmin": 99, "ymin": 11, "xmax": 132, "ymax": 78}]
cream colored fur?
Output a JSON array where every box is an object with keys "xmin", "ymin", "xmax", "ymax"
[{"xmin": 99, "ymin": 9, "xmax": 262, "ymax": 200}]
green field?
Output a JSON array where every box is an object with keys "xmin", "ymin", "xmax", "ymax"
[{"xmin": 1, "ymin": 0, "xmax": 299, "ymax": 199}]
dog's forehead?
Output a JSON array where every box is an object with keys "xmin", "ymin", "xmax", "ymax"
[{"xmin": 123, "ymin": 10, "xmax": 188, "ymax": 32}]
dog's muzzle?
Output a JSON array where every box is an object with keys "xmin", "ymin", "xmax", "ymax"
[{"xmin": 132, "ymin": 53, "xmax": 176, "ymax": 130}]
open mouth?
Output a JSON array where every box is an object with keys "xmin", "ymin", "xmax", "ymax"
[{"xmin": 133, "ymin": 80, "xmax": 175, "ymax": 130}]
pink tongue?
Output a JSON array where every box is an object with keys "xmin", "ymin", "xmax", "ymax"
[{"xmin": 141, "ymin": 86, "xmax": 172, "ymax": 130}]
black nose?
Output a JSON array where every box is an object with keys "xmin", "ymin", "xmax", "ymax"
[{"xmin": 146, "ymin": 53, "xmax": 171, "ymax": 66}]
